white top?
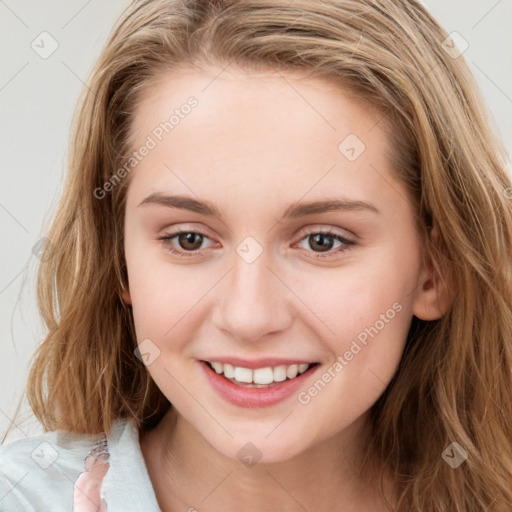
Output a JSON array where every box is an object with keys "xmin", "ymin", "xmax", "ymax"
[{"xmin": 0, "ymin": 417, "xmax": 161, "ymax": 511}]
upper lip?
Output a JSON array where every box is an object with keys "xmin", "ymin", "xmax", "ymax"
[{"xmin": 200, "ymin": 357, "xmax": 318, "ymax": 369}]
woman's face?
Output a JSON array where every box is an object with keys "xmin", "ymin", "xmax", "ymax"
[{"xmin": 121, "ymin": 65, "xmax": 435, "ymax": 463}]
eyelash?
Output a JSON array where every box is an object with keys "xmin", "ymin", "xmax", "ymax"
[{"xmin": 158, "ymin": 229, "xmax": 356, "ymax": 260}]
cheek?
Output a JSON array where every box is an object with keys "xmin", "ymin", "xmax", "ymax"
[
  {"xmin": 125, "ymin": 245, "xmax": 220, "ymax": 350},
  {"xmin": 291, "ymin": 252, "xmax": 416, "ymax": 349},
  {"xmin": 288, "ymin": 251, "xmax": 417, "ymax": 420},
  {"xmin": 128, "ymin": 269, "xmax": 198, "ymax": 339},
  {"xmin": 294, "ymin": 267, "xmax": 414, "ymax": 434}
]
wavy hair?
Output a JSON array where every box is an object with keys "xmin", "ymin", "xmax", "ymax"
[{"xmin": 4, "ymin": 1, "xmax": 512, "ymax": 510}]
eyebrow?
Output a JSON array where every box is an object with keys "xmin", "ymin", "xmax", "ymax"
[{"xmin": 137, "ymin": 193, "xmax": 380, "ymax": 218}]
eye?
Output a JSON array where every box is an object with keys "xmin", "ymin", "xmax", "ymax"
[
  {"xmin": 159, "ymin": 230, "xmax": 214, "ymax": 257},
  {"xmin": 295, "ymin": 229, "xmax": 356, "ymax": 259},
  {"xmin": 158, "ymin": 228, "xmax": 356, "ymax": 259}
]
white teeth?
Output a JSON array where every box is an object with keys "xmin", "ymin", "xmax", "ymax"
[
  {"xmin": 298, "ymin": 363, "xmax": 309, "ymax": 374},
  {"xmin": 223, "ymin": 363, "xmax": 235, "ymax": 379},
  {"xmin": 286, "ymin": 364, "xmax": 298, "ymax": 379},
  {"xmin": 211, "ymin": 361, "xmax": 223, "ymax": 374},
  {"xmin": 234, "ymin": 367, "xmax": 252, "ymax": 383},
  {"xmin": 253, "ymin": 367, "xmax": 274, "ymax": 385},
  {"xmin": 207, "ymin": 361, "xmax": 313, "ymax": 385},
  {"xmin": 273, "ymin": 365, "xmax": 287, "ymax": 382}
]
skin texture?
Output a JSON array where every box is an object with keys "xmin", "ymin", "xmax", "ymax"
[
  {"xmin": 121, "ymin": 65, "xmax": 450, "ymax": 511},
  {"xmin": 73, "ymin": 446, "xmax": 109, "ymax": 511}
]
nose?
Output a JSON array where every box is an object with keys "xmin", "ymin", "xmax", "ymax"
[{"xmin": 212, "ymin": 248, "xmax": 294, "ymax": 343}]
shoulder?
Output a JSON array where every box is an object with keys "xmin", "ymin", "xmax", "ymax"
[{"xmin": 0, "ymin": 424, "xmax": 109, "ymax": 512}]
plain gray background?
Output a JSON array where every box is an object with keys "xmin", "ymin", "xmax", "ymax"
[{"xmin": 1, "ymin": 0, "xmax": 511, "ymax": 442}]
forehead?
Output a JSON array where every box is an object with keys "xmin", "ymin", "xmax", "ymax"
[
  {"xmin": 124, "ymin": 65, "xmax": 400, "ymax": 213},
  {"xmin": 131, "ymin": 65, "xmax": 384, "ymax": 139}
]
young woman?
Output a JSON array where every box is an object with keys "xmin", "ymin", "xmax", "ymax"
[{"xmin": 2, "ymin": 1, "xmax": 511, "ymax": 511}]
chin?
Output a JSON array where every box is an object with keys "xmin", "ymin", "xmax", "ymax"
[{"xmin": 204, "ymin": 428, "xmax": 311, "ymax": 466}]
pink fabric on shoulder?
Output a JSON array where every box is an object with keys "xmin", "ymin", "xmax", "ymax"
[{"xmin": 73, "ymin": 436, "xmax": 110, "ymax": 511}]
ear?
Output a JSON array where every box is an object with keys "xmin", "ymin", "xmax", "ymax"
[
  {"xmin": 412, "ymin": 226, "xmax": 456, "ymax": 321},
  {"xmin": 121, "ymin": 286, "xmax": 132, "ymax": 305}
]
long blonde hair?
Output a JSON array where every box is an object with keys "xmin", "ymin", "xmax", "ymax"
[{"xmin": 4, "ymin": 1, "xmax": 512, "ymax": 510}]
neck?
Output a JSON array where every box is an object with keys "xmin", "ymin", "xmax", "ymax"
[{"xmin": 140, "ymin": 408, "xmax": 394, "ymax": 512}]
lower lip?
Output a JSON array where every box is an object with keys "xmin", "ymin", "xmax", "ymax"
[{"xmin": 199, "ymin": 360, "xmax": 319, "ymax": 408}]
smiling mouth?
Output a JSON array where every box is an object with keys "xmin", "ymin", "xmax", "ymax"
[{"xmin": 202, "ymin": 360, "xmax": 320, "ymax": 388}]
